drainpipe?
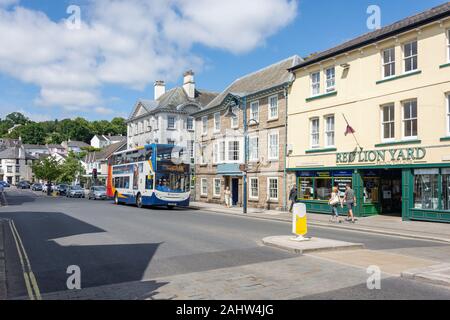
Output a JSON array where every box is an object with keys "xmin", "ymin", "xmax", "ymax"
[
  {"xmin": 243, "ymin": 96, "xmax": 248, "ymax": 214},
  {"xmin": 283, "ymin": 85, "xmax": 289, "ymax": 212}
]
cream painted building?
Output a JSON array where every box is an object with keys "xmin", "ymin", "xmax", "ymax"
[{"xmin": 287, "ymin": 3, "xmax": 450, "ymax": 222}]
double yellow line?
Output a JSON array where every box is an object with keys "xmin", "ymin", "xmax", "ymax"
[{"xmin": 8, "ymin": 219, "xmax": 42, "ymax": 300}]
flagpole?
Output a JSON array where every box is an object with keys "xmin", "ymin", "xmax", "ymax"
[{"xmin": 342, "ymin": 114, "xmax": 363, "ymax": 151}]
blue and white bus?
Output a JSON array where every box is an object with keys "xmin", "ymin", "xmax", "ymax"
[{"xmin": 107, "ymin": 144, "xmax": 191, "ymax": 208}]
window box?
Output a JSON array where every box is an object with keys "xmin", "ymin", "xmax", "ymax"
[
  {"xmin": 440, "ymin": 63, "xmax": 450, "ymax": 69},
  {"xmin": 306, "ymin": 91, "xmax": 337, "ymax": 102},
  {"xmin": 305, "ymin": 148, "xmax": 337, "ymax": 154},
  {"xmin": 374, "ymin": 140, "xmax": 422, "ymax": 148},
  {"xmin": 376, "ymin": 70, "xmax": 421, "ymax": 84}
]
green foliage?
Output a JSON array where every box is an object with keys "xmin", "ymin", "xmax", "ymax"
[
  {"xmin": 0, "ymin": 112, "xmax": 126, "ymax": 145},
  {"xmin": 32, "ymin": 156, "xmax": 63, "ymax": 183},
  {"xmin": 59, "ymin": 152, "xmax": 85, "ymax": 183}
]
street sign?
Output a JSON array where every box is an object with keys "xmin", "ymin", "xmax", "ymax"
[{"xmin": 292, "ymin": 203, "xmax": 309, "ymax": 241}]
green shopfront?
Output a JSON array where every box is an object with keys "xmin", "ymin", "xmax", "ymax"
[{"xmin": 291, "ymin": 146, "xmax": 450, "ymax": 223}]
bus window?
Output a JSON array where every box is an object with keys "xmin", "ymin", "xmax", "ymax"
[{"xmin": 146, "ymin": 175, "xmax": 154, "ymax": 190}]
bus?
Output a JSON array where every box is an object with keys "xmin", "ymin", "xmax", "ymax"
[{"xmin": 106, "ymin": 144, "xmax": 191, "ymax": 209}]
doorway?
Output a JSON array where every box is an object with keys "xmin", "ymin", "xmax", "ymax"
[
  {"xmin": 380, "ymin": 169, "xmax": 402, "ymax": 216},
  {"xmin": 231, "ymin": 178, "xmax": 239, "ymax": 206}
]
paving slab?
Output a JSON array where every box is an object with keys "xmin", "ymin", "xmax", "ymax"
[
  {"xmin": 262, "ymin": 236, "xmax": 364, "ymax": 254},
  {"xmin": 402, "ymin": 263, "xmax": 450, "ymax": 287}
]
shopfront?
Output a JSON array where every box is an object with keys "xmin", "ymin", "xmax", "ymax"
[{"xmin": 291, "ymin": 146, "xmax": 450, "ymax": 223}]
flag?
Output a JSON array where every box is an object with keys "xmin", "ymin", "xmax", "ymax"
[{"xmin": 344, "ymin": 124, "xmax": 355, "ymax": 136}]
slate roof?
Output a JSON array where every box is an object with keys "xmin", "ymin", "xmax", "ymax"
[
  {"xmin": 66, "ymin": 141, "xmax": 90, "ymax": 148},
  {"xmin": 46, "ymin": 144, "xmax": 64, "ymax": 149},
  {"xmin": 23, "ymin": 144, "xmax": 48, "ymax": 150},
  {"xmin": 290, "ymin": 2, "xmax": 450, "ymax": 71},
  {"xmin": 84, "ymin": 141, "xmax": 127, "ymax": 163},
  {"xmin": 0, "ymin": 147, "xmax": 36, "ymax": 160},
  {"xmin": 128, "ymin": 87, "xmax": 219, "ymax": 121},
  {"xmin": 198, "ymin": 56, "xmax": 302, "ymax": 114}
]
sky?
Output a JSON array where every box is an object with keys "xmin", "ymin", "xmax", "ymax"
[{"xmin": 0, "ymin": 0, "xmax": 447, "ymax": 121}]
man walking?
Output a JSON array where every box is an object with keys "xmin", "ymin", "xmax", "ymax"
[
  {"xmin": 343, "ymin": 183, "xmax": 356, "ymax": 223},
  {"xmin": 289, "ymin": 185, "xmax": 298, "ymax": 213}
]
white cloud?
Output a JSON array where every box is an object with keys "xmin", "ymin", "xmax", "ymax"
[
  {"xmin": 0, "ymin": 0, "xmax": 19, "ymax": 7},
  {"xmin": 0, "ymin": 0, "xmax": 298, "ymax": 113}
]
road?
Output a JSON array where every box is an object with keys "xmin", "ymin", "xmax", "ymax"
[{"xmin": 1, "ymin": 188, "xmax": 450, "ymax": 300}]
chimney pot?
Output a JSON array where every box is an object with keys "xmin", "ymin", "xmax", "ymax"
[
  {"xmin": 183, "ymin": 70, "xmax": 195, "ymax": 99},
  {"xmin": 154, "ymin": 80, "xmax": 166, "ymax": 100}
]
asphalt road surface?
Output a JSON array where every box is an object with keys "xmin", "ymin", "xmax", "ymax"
[{"xmin": 1, "ymin": 188, "xmax": 450, "ymax": 300}]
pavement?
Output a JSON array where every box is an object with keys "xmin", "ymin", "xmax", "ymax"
[
  {"xmin": 190, "ymin": 201, "xmax": 450, "ymax": 243},
  {"xmin": 0, "ymin": 219, "xmax": 6, "ymax": 300},
  {"xmin": 2, "ymin": 189, "xmax": 450, "ymax": 300}
]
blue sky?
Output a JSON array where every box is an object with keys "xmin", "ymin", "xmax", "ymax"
[{"xmin": 0, "ymin": 0, "xmax": 446, "ymax": 121}]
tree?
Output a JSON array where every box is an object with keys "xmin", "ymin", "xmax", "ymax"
[
  {"xmin": 59, "ymin": 152, "xmax": 85, "ymax": 184},
  {"xmin": 9, "ymin": 122, "xmax": 47, "ymax": 144},
  {"xmin": 32, "ymin": 157, "xmax": 63, "ymax": 194},
  {"xmin": 5, "ymin": 112, "xmax": 30, "ymax": 125}
]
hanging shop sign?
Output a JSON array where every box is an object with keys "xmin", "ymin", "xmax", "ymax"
[{"xmin": 336, "ymin": 147, "xmax": 426, "ymax": 165}]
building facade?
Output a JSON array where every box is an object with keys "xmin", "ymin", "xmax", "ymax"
[
  {"xmin": 126, "ymin": 71, "xmax": 218, "ymax": 164},
  {"xmin": 91, "ymin": 135, "xmax": 126, "ymax": 149},
  {"xmin": 193, "ymin": 56, "xmax": 301, "ymax": 211},
  {"xmin": 287, "ymin": 3, "xmax": 450, "ymax": 222},
  {"xmin": 0, "ymin": 146, "xmax": 35, "ymax": 184}
]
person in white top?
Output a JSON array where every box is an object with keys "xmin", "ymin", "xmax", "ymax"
[
  {"xmin": 328, "ymin": 186, "xmax": 342, "ymax": 223},
  {"xmin": 224, "ymin": 186, "xmax": 232, "ymax": 208}
]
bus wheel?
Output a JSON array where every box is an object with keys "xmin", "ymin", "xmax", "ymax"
[
  {"xmin": 114, "ymin": 192, "xmax": 120, "ymax": 205},
  {"xmin": 136, "ymin": 194, "xmax": 143, "ymax": 208}
]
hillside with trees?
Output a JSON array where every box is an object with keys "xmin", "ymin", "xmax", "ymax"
[{"xmin": 0, "ymin": 112, "xmax": 127, "ymax": 145}]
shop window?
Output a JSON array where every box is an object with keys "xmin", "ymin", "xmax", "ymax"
[
  {"xmin": 315, "ymin": 177, "xmax": 332, "ymax": 201},
  {"xmin": 298, "ymin": 177, "xmax": 314, "ymax": 200},
  {"xmin": 334, "ymin": 177, "xmax": 353, "ymax": 198},
  {"xmin": 442, "ymin": 169, "xmax": 450, "ymax": 211},
  {"xmin": 414, "ymin": 169, "xmax": 439, "ymax": 210},
  {"xmin": 363, "ymin": 176, "xmax": 380, "ymax": 204}
]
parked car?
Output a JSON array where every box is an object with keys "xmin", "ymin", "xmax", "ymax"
[
  {"xmin": 0, "ymin": 181, "xmax": 10, "ymax": 188},
  {"xmin": 56, "ymin": 184, "xmax": 69, "ymax": 196},
  {"xmin": 88, "ymin": 186, "xmax": 108, "ymax": 200},
  {"xmin": 42, "ymin": 183, "xmax": 55, "ymax": 193},
  {"xmin": 31, "ymin": 183, "xmax": 43, "ymax": 191},
  {"xmin": 67, "ymin": 185, "xmax": 85, "ymax": 198},
  {"xmin": 17, "ymin": 181, "xmax": 31, "ymax": 189}
]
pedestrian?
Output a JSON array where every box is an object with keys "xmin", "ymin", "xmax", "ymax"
[
  {"xmin": 343, "ymin": 183, "xmax": 356, "ymax": 223},
  {"xmin": 289, "ymin": 185, "xmax": 298, "ymax": 213},
  {"xmin": 224, "ymin": 186, "xmax": 232, "ymax": 208},
  {"xmin": 0, "ymin": 183, "xmax": 4, "ymax": 207},
  {"xmin": 328, "ymin": 186, "xmax": 341, "ymax": 223}
]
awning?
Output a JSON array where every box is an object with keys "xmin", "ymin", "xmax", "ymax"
[{"xmin": 217, "ymin": 163, "xmax": 243, "ymax": 176}]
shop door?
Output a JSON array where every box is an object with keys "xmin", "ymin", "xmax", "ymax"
[
  {"xmin": 380, "ymin": 170, "xmax": 402, "ymax": 215},
  {"xmin": 232, "ymin": 178, "xmax": 239, "ymax": 206}
]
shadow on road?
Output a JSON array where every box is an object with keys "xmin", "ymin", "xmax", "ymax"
[
  {"xmin": 1, "ymin": 190, "xmax": 37, "ymax": 206},
  {"xmin": 0, "ymin": 210, "xmax": 166, "ymax": 299}
]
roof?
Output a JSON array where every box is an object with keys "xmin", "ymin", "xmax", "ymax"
[
  {"xmin": 46, "ymin": 144, "xmax": 64, "ymax": 149},
  {"xmin": 0, "ymin": 147, "xmax": 36, "ymax": 160},
  {"xmin": 92, "ymin": 135, "xmax": 125, "ymax": 142},
  {"xmin": 66, "ymin": 141, "xmax": 90, "ymax": 148},
  {"xmin": 128, "ymin": 86, "xmax": 219, "ymax": 122},
  {"xmin": 23, "ymin": 144, "xmax": 47, "ymax": 150},
  {"xmin": 84, "ymin": 141, "xmax": 127, "ymax": 163},
  {"xmin": 290, "ymin": 2, "xmax": 450, "ymax": 71},
  {"xmin": 200, "ymin": 56, "xmax": 302, "ymax": 113}
]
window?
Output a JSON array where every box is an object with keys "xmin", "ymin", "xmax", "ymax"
[
  {"xmin": 219, "ymin": 141, "xmax": 226, "ymax": 163},
  {"xmin": 114, "ymin": 176, "xmax": 130, "ymax": 189},
  {"xmin": 403, "ymin": 100, "xmax": 418, "ymax": 138},
  {"xmin": 200, "ymin": 145, "xmax": 207, "ymax": 165},
  {"xmin": 447, "ymin": 94, "xmax": 450, "ymax": 136},
  {"xmin": 311, "ymin": 72, "xmax": 320, "ymax": 96},
  {"xmin": 189, "ymin": 140, "xmax": 194, "ymax": 159},
  {"xmin": 414, "ymin": 169, "xmax": 439, "ymax": 210},
  {"xmin": 250, "ymin": 101, "xmax": 259, "ymax": 123},
  {"xmin": 167, "ymin": 116, "xmax": 176, "ymax": 129},
  {"xmin": 447, "ymin": 29, "xmax": 450, "ymax": 62},
  {"xmin": 298, "ymin": 177, "xmax": 313, "ymax": 200},
  {"xmin": 268, "ymin": 131, "xmax": 279, "ymax": 160},
  {"xmin": 167, "ymin": 139, "xmax": 175, "ymax": 145},
  {"xmin": 231, "ymin": 114, "xmax": 239, "ymax": 128},
  {"xmin": 324, "ymin": 115, "xmax": 335, "ymax": 147},
  {"xmin": 228, "ymin": 141, "xmax": 240, "ymax": 161},
  {"xmin": 404, "ymin": 41, "xmax": 418, "ymax": 73},
  {"xmin": 382, "ymin": 104, "xmax": 395, "ymax": 140},
  {"xmin": 201, "ymin": 178, "xmax": 208, "ymax": 196},
  {"xmin": 186, "ymin": 117, "xmax": 194, "ymax": 131},
  {"xmin": 325, "ymin": 67, "xmax": 335, "ymax": 92},
  {"xmin": 213, "ymin": 143, "xmax": 218, "ymax": 164},
  {"xmin": 443, "ymin": 168, "xmax": 450, "ymax": 210},
  {"xmin": 214, "ymin": 112, "xmax": 221, "ymax": 132},
  {"xmin": 15, "ymin": 166, "xmax": 20, "ymax": 173},
  {"xmin": 7, "ymin": 166, "xmax": 12, "ymax": 173},
  {"xmin": 268, "ymin": 178, "xmax": 279, "ymax": 201},
  {"xmin": 310, "ymin": 118, "xmax": 320, "ymax": 147},
  {"xmin": 382, "ymin": 47, "xmax": 396, "ymax": 78},
  {"xmin": 144, "ymin": 119, "xmax": 149, "ymax": 132},
  {"xmin": 249, "ymin": 136, "xmax": 259, "ymax": 161},
  {"xmin": 268, "ymin": 95, "xmax": 279, "ymax": 120},
  {"xmin": 202, "ymin": 116, "xmax": 208, "ymax": 135},
  {"xmin": 315, "ymin": 176, "xmax": 332, "ymax": 201},
  {"xmin": 154, "ymin": 116, "xmax": 159, "ymax": 130},
  {"xmin": 250, "ymin": 178, "xmax": 259, "ymax": 199},
  {"xmin": 213, "ymin": 179, "xmax": 221, "ymax": 197}
]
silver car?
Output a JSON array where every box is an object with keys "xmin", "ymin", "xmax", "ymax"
[
  {"xmin": 88, "ymin": 186, "xmax": 107, "ymax": 200},
  {"xmin": 67, "ymin": 186, "xmax": 85, "ymax": 198}
]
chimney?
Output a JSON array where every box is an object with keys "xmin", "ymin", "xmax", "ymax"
[
  {"xmin": 183, "ymin": 70, "xmax": 195, "ymax": 99},
  {"xmin": 154, "ymin": 80, "xmax": 166, "ymax": 100}
]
